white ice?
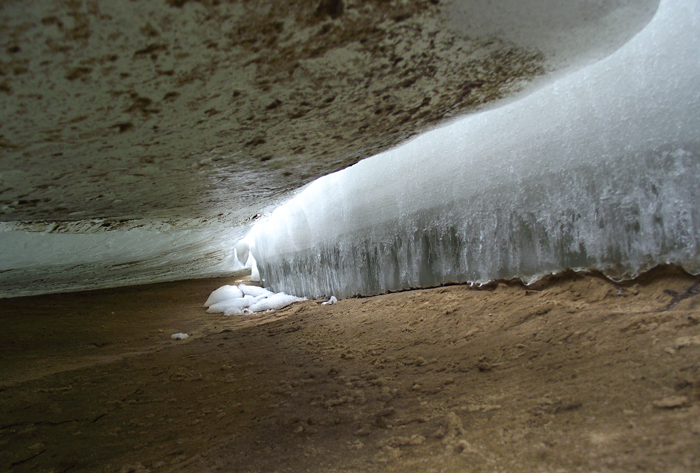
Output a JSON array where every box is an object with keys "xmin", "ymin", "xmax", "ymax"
[
  {"xmin": 203, "ymin": 285, "xmax": 243, "ymax": 308},
  {"xmin": 247, "ymin": 0, "xmax": 700, "ymax": 298},
  {"xmin": 247, "ymin": 293, "xmax": 306, "ymax": 313},
  {"xmin": 203, "ymin": 284, "xmax": 303, "ymax": 315},
  {"xmin": 238, "ymin": 284, "xmax": 273, "ymax": 298},
  {"xmin": 0, "ymin": 222, "xmax": 249, "ymax": 298},
  {"xmin": 206, "ymin": 295, "xmax": 254, "ymax": 314}
]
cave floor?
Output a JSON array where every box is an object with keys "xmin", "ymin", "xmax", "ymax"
[{"xmin": 1, "ymin": 268, "xmax": 700, "ymax": 472}]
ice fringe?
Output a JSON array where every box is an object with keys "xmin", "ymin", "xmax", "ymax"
[
  {"xmin": 322, "ymin": 296, "xmax": 338, "ymax": 305},
  {"xmin": 171, "ymin": 333, "xmax": 188, "ymax": 340},
  {"xmin": 204, "ymin": 283, "xmax": 305, "ymax": 315},
  {"xmin": 247, "ymin": 0, "xmax": 700, "ymax": 298}
]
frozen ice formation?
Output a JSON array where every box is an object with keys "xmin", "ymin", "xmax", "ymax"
[
  {"xmin": 204, "ymin": 284, "xmax": 305, "ymax": 315},
  {"xmin": 248, "ymin": 293, "xmax": 306, "ymax": 313},
  {"xmin": 322, "ymin": 296, "xmax": 338, "ymax": 306},
  {"xmin": 248, "ymin": 0, "xmax": 700, "ymax": 298},
  {"xmin": 171, "ymin": 333, "xmax": 189, "ymax": 340},
  {"xmin": 206, "ymin": 296, "xmax": 254, "ymax": 314},
  {"xmin": 204, "ymin": 285, "xmax": 244, "ymax": 308},
  {"xmin": 0, "ymin": 221, "xmax": 251, "ymax": 298},
  {"xmin": 238, "ymin": 284, "xmax": 273, "ymax": 298}
]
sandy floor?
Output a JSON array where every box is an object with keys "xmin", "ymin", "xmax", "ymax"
[{"xmin": 1, "ymin": 267, "xmax": 699, "ymax": 472}]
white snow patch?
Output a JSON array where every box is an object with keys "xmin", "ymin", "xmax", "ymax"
[
  {"xmin": 238, "ymin": 284, "xmax": 273, "ymax": 298},
  {"xmin": 203, "ymin": 285, "xmax": 243, "ymax": 307},
  {"xmin": 206, "ymin": 295, "xmax": 254, "ymax": 314},
  {"xmin": 203, "ymin": 284, "xmax": 304, "ymax": 315},
  {"xmin": 247, "ymin": 293, "xmax": 306, "ymax": 313}
]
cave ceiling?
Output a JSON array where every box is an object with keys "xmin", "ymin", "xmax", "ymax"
[{"xmin": 0, "ymin": 0, "xmax": 657, "ymax": 232}]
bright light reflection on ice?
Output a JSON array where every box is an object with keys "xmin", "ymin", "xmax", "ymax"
[{"xmin": 248, "ymin": 0, "xmax": 700, "ymax": 298}]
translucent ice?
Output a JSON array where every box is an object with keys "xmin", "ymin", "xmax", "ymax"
[
  {"xmin": 0, "ymin": 222, "xmax": 249, "ymax": 298},
  {"xmin": 249, "ymin": 0, "xmax": 700, "ymax": 298}
]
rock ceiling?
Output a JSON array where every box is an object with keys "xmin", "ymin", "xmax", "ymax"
[{"xmin": 0, "ymin": 0, "xmax": 657, "ymax": 231}]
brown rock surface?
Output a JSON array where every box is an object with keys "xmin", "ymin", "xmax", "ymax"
[{"xmin": 1, "ymin": 266, "xmax": 699, "ymax": 471}]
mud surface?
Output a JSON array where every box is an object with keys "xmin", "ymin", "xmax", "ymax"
[{"xmin": 1, "ymin": 267, "xmax": 700, "ymax": 472}]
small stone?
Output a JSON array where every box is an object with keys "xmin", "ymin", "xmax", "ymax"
[
  {"xmin": 373, "ymin": 446, "xmax": 401, "ymax": 463},
  {"xmin": 454, "ymin": 439, "xmax": 475, "ymax": 454},
  {"xmin": 442, "ymin": 412, "xmax": 465, "ymax": 444},
  {"xmin": 390, "ymin": 434, "xmax": 427, "ymax": 446},
  {"xmin": 377, "ymin": 407, "xmax": 395, "ymax": 417},
  {"xmin": 675, "ymin": 335, "xmax": 700, "ymax": 349},
  {"xmin": 653, "ymin": 396, "xmax": 689, "ymax": 409},
  {"xmin": 431, "ymin": 425, "xmax": 446, "ymax": 439},
  {"xmin": 28, "ymin": 443, "xmax": 45, "ymax": 450},
  {"xmin": 354, "ymin": 424, "xmax": 372, "ymax": 436},
  {"xmin": 350, "ymin": 440, "xmax": 365, "ymax": 450},
  {"xmin": 374, "ymin": 416, "xmax": 391, "ymax": 429},
  {"xmin": 119, "ymin": 463, "xmax": 150, "ymax": 473}
]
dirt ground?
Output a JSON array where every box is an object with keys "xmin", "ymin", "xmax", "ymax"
[{"xmin": 1, "ymin": 266, "xmax": 699, "ymax": 473}]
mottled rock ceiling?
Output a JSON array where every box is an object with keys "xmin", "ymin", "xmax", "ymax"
[{"xmin": 0, "ymin": 0, "xmax": 657, "ymax": 231}]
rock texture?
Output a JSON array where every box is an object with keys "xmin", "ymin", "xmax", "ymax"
[{"xmin": 0, "ymin": 0, "xmax": 658, "ymax": 230}]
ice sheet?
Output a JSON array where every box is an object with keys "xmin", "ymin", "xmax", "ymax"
[{"xmin": 248, "ymin": 0, "xmax": 700, "ymax": 298}]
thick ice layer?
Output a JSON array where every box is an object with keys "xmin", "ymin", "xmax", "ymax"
[
  {"xmin": 249, "ymin": 0, "xmax": 700, "ymax": 298},
  {"xmin": 0, "ymin": 223, "xmax": 249, "ymax": 298}
]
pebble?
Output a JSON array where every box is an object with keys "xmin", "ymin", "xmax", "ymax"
[
  {"xmin": 350, "ymin": 440, "xmax": 365, "ymax": 450},
  {"xmin": 442, "ymin": 412, "xmax": 465, "ymax": 444},
  {"xmin": 373, "ymin": 446, "xmax": 401, "ymax": 463},
  {"xmin": 381, "ymin": 434, "xmax": 426, "ymax": 447},
  {"xmin": 354, "ymin": 424, "xmax": 373, "ymax": 436},
  {"xmin": 652, "ymin": 396, "xmax": 689, "ymax": 409},
  {"xmin": 674, "ymin": 335, "xmax": 700, "ymax": 349}
]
